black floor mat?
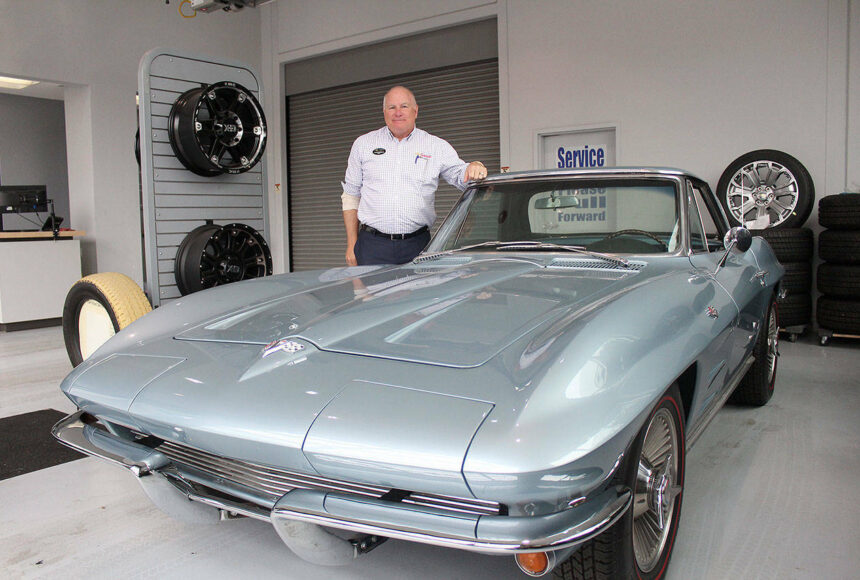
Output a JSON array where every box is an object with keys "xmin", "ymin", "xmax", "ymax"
[{"xmin": 0, "ymin": 409, "xmax": 84, "ymax": 480}]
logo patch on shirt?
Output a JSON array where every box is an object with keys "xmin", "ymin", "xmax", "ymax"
[{"xmin": 372, "ymin": 148, "xmax": 386, "ymax": 155}]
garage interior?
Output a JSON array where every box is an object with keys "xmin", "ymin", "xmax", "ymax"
[{"xmin": 1, "ymin": 1, "xmax": 858, "ymax": 579}]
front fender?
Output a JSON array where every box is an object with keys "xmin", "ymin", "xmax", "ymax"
[{"xmin": 463, "ymin": 266, "xmax": 723, "ymax": 510}]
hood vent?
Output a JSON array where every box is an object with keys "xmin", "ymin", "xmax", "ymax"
[
  {"xmin": 548, "ymin": 258, "xmax": 644, "ymax": 271},
  {"xmin": 411, "ymin": 255, "xmax": 474, "ymax": 266}
]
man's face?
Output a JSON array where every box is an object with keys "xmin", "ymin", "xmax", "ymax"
[{"xmin": 383, "ymin": 88, "xmax": 418, "ymax": 139}]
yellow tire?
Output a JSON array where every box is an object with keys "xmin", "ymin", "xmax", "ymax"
[{"xmin": 62, "ymin": 272, "xmax": 152, "ymax": 366}]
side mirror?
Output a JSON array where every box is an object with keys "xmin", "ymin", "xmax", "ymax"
[
  {"xmin": 715, "ymin": 227, "xmax": 752, "ymax": 274},
  {"xmin": 723, "ymin": 226, "xmax": 752, "ymax": 253}
]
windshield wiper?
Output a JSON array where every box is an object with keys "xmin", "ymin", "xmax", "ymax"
[
  {"xmin": 414, "ymin": 240, "xmax": 631, "ymax": 268},
  {"xmin": 413, "ymin": 240, "xmax": 511, "ymax": 263},
  {"xmin": 496, "ymin": 242, "xmax": 631, "ymax": 268}
]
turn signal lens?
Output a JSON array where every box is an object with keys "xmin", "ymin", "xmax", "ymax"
[{"xmin": 516, "ymin": 552, "xmax": 549, "ymax": 575}]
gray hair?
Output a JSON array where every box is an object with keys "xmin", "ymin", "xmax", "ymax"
[{"xmin": 382, "ymin": 86, "xmax": 417, "ymax": 109}]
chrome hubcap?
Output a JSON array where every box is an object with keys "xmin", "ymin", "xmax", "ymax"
[
  {"xmin": 726, "ymin": 161, "xmax": 799, "ymax": 228},
  {"xmin": 632, "ymin": 407, "xmax": 681, "ymax": 573},
  {"xmin": 753, "ymin": 185, "xmax": 775, "ymax": 206}
]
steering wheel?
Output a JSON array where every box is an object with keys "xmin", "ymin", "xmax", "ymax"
[{"xmin": 599, "ymin": 229, "xmax": 668, "ymax": 251}]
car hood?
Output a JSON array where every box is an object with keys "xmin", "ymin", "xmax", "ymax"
[{"xmin": 173, "ymin": 256, "xmax": 645, "ymax": 368}]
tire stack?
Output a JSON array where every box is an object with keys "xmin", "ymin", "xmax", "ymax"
[
  {"xmin": 816, "ymin": 193, "xmax": 860, "ymax": 345},
  {"xmin": 716, "ymin": 149, "xmax": 816, "ymax": 339},
  {"xmin": 754, "ymin": 228, "xmax": 814, "ymax": 340}
]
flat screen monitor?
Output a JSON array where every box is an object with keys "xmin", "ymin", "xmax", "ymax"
[{"xmin": 0, "ymin": 185, "xmax": 48, "ymax": 214}]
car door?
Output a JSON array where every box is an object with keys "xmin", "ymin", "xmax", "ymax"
[
  {"xmin": 686, "ymin": 179, "xmax": 761, "ymax": 385},
  {"xmin": 682, "ymin": 180, "xmax": 740, "ymax": 424}
]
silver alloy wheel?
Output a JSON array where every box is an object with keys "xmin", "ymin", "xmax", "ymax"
[
  {"xmin": 725, "ymin": 161, "xmax": 800, "ymax": 228},
  {"xmin": 766, "ymin": 306, "xmax": 779, "ymax": 382},
  {"xmin": 632, "ymin": 407, "xmax": 681, "ymax": 573}
]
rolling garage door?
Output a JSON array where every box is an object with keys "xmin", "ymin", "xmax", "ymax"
[{"xmin": 287, "ymin": 59, "xmax": 500, "ymax": 271}]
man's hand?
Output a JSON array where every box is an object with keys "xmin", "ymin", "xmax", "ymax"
[
  {"xmin": 345, "ymin": 242, "xmax": 357, "ymax": 266},
  {"xmin": 463, "ymin": 161, "xmax": 487, "ymax": 182},
  {"xmin": 343, "ymin": 208, "xmax": 360, "ymax": 266}
]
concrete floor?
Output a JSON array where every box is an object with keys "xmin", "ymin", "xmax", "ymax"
[{"xmin": 1, "ymin": 326, "xmax": 858, "ymax": 579}]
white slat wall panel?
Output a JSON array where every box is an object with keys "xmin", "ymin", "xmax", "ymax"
[
  {"xmin": 287, "ymin": 59, "xmax": 499, "ymax": 271},
  {"xmin": 139, "ymin": 51, "xmax": 268, "ymax": 304}
]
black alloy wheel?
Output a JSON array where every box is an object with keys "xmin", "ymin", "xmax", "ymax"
[
  {"xmin": 174, "ymin": 223, "xmax": 273, "ymax": 296},
  {"xmin": 168, "ymin": 81, "xmax": 267, "ymax": 176}
]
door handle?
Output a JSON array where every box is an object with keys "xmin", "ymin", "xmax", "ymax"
[{"xmin": 752, "ymin": 270, "xmax": 768, "ymax": 286}]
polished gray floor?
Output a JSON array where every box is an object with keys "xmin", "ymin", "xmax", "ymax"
[{"xmin": 1, "ymin": 326, "xmax": 858, "ymax": 579}]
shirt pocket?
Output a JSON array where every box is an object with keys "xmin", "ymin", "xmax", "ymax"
[{"xmin": 412, "ymin": 154, "xmax": 440, "ymax": 187}]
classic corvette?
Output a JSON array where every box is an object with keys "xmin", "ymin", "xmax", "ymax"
[{"xmin": 53, "ymin": 168, "xmax": 783, "ymax": 579}]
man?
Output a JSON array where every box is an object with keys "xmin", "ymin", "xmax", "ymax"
[{"xmin": 341, "ymin": 85, "xmax": 487, "ymax": 265}]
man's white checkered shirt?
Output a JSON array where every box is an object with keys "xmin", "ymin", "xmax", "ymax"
[{"xmin": 342, "ymin": 126, "xmax": 468, "ymax": 234}]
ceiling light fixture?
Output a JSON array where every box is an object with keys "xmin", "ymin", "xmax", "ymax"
[{"xmin": 0, "ymin": 76, "xmax": 39, "ymax": 90}]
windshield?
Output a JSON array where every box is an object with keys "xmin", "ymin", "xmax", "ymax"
[{"xmin": 427, "ymin": 178, "xmax": 681, "ymax": 255}]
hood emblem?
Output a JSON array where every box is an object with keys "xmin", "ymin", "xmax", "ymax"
[
  {"xmin": 262, "ymin": 339, "xmax": 305, "ymax": 358},
  {"xmin": 707, "ymin": 306, "xmax": 719, "ymax": 319}
]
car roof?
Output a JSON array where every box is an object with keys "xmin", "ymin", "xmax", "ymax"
[{"xmin": 480, "ymin": 167, "xmax": 706, "ymax": 184}]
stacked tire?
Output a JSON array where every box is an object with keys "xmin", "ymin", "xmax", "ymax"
[
  {"xmin": 754, "ymin": 228, "xmax": 814, "ymax": 340},
  {"xmin": 716, "ymin": 149, "xmax": 816, "ymax": 338},
  {"xmin": 817, "ymin": 193, "xmax": 860, "ymax": 345}
]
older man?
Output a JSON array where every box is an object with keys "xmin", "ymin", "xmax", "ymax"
[{"xmin": 341, "ymin": 86, "xmax": 487, "ymax": 265}]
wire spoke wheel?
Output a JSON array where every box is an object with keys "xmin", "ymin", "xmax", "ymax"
[
  {"xmin": 766, "ymin": 304, "xmax": 779, "ymax": 381},
  {"xmin": 632, "ymin": 407, "xmax": 681, "ymax": 573},
  {"xmin": 168, "ymin": 81, "xmax": 267, "ymax": 176},
  {"xmin": 174, "ymin": 222, "xmax": 272, "ymax": 296}
]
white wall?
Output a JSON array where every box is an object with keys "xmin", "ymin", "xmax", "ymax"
[
  {"xmin": 0, "ymin": 0, "xmax": 261, "ymax": 284},
  {"xmin": 849, "ymin": 0, "xmax": 860, "ymax": 191},
  {"xmin": 1, "ymin": 1, "xmax": 855, "ymax": 283},
  {"xmin": 260, "ymin": 0, "xmax": 857, "ymax": 272},
  {"xmin": 0, "ymin": 94, "xmax": 68, "ymax": 230}
]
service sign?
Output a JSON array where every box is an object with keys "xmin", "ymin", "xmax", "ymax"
[
  {"xmin": 540, "ymin": 128, "xmax": 616, "ymax": 171},
  {"xmin": 536, "ymin": 128, "xmax": 617, "ymax": 231}
]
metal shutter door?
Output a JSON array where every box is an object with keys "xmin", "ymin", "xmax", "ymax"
[{"xmin": 287, "ymin": 59, "xmax": 499, "ymax": 271}]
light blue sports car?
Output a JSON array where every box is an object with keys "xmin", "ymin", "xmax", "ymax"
[{"xmin": 54, "ymin": 168, "xmax": 783, "ymax": 579}]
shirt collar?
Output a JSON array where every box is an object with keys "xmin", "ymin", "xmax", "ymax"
[{"xmin": 384, "ymin": 126, "xmax": 417, "ymax": 142}]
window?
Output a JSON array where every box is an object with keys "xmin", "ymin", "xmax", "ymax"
[
  {"xmin": 688, "ymin": 182, "xmax": 724, "ymax": 253},
  {"xmin": 427, "ymin": 178, "xmax": 679, "ymax": 255}
]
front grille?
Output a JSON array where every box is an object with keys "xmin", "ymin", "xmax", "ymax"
[{"xmin": 156, "ymin": 440, "xmax": 503, "ymax": 517}]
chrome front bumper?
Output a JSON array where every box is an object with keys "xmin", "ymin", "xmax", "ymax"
[{"xmin": 53, "ymin": 410, "xmax": 631, "ymax": 555}]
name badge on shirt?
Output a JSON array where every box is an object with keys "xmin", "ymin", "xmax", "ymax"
[{"xmin": 372, "ymin": 148, "xmax": 386, "ymax": 155}]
